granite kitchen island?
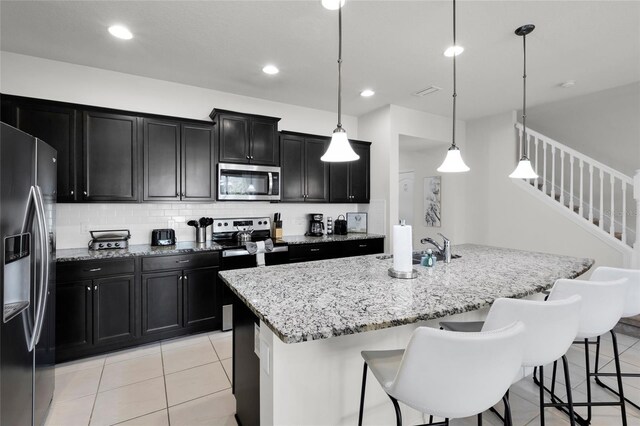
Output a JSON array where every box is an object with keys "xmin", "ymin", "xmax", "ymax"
[{"xmin": 218, "ymin": 244, "xmax": 593, "ymax": 426}]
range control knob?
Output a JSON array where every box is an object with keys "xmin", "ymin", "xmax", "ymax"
[
  {"xmin": 106, "ymin": 243, "xmax": 112, "ymax": 248},
  {"xmin": 98, "ymin": 243, "xmax": 104, "ymax": 248},
  {"xmin": 224, "ymin": 222, "xmax": 228, "ymax": 226},
  {"xmin": 217, "ymin": 223, "xmax": 222, "ymax": 227},
  {"xmin": 115, "ymin": 242, "xmax": 120, "ymax": 247}
]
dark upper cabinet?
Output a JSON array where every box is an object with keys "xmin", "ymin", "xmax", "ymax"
[
  {"xmin": 143, "ymin": 119, "xmax": 215, "ymax": 202},
  {"xmin": 56, "ymin": 281, "xmax": 93, "ymax": 353},
  {"xmin": 181, "ymin": 124, "xmax": 215, "ymax": 201},
  {"xmin": 1, "ymin": 96, "xmax": 79, "ymax": 202},
  {"xmin": 211, "ymin": 109, "xmax": 281, "ymax": 166},
  {"xmin": 93, "ymin": 275, "xmax": 136, "ymax": 347},
  {"xmin": 280, "ymin": 133, "xmax": 329, "ymax": 202},
  {"xmin": 329, "ymin": 141, "xmax": 371, "ymax": 203},
  {"xmin": 83, "ymin": 111, "xmax": 139, "ymax": 201}
]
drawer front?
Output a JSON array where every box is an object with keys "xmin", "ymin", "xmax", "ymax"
[
  {"xmin": 340, "ymin": 238, "xmax": 385, "ymax": 257},
  {"xmin": 142, "ymin": 252, "xmax": 220, "ymax": 272},
  {"xmin": 57, "ymin": 258, "xmax": 135, "ymax": 282},
  {"xmin": 289, "ymin": 243, "xmax": 333, "ymax": 261}
]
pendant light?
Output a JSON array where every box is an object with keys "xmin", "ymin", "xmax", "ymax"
[
  {"xmin": 509, "ymin": 24, "xmax": 539, "ymax": 179},
  {"xmin": 321, "ymin": 1, "xmax": 360, "ymax": 162},
  {"xmin": 437, "ymin": 0, "xmax": 470, "ymax": 173}
]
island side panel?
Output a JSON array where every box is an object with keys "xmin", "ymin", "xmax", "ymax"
[{"xmin": 232, "ymin": 292, "xmax": 260, "ymax": 426}]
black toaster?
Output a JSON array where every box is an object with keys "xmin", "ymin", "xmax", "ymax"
[{"xmin": 151, "ymin": 229, "xmax": 176, "ymax": 246}]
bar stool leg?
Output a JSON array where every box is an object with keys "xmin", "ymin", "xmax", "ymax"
[
  {"xmin": 539, "ymin": 365, "xmax": 545, "ymax": 426},
  {"xmin": 561, "ymin": 355, "xmax": 577, "ymax": 426},
  {"xmin": 584, "ymin": 339, "xmax": 593, "ymax": 424},
  {"xmin": 389, "ymin": 395, "xmax": 403, "ymax": 426},
  {"xmin": 611, "ymin": 330, "xmax": 628, "ymax": 426},
  {"xmin": 502, "ymin": 395, "xmax": 513, "ymax": 426},
  {"xmin": 476, "ymin": 412, "xmax": 482, "ymax": 426},
  {"xmin": 358, "ymin": 362, "xmax": 368, "ymax": 426}
]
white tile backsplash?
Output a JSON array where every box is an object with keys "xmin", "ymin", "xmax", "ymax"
[{"xmin": 55, "ymin": 202, "xmax": 379, "ymax": 249}]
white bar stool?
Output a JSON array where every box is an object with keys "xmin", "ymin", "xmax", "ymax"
[
  {"xmin": 357, "ymin": 322, "xmax": 525, "ymax": 426},
  {"xmin": 590, "ymin": 268, "xmax": 640, "ymax": 410},
  {"xmin": 440, "ymin": 295, "xmax": 582, "ymax": 426},
  {"xmin": 544, "ymin": 277, "xmax": 629, "ymax": 426}
]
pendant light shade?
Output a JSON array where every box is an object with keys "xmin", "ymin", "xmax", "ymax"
[
  {"xmin": 437, "ymin": 146, "xmax": 470, "ymax": 173},
  {"xmin": 321, "ymin": 1, "xmax": 359, "ymax": 163},
  {"xmin": 510, "ymin": 24, "xmax": 538, "ymax": 179},
  {"xmin": 321, "ymin": 128, "xmax": 359, "ymax": 162},
  {"xmin": 438, "ymin": 0, "xmax": 469, "ymax": 174}
]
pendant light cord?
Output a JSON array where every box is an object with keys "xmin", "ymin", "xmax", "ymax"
[
  {"xmin": 451, "ymin": 0, "xmax": 457, "ymax": 148},
  {"xmin": 521, "ymin": 32, "xmax": 528, "ymax": 158},
  {"xmin": 336, "ymin": 4, "xmax": 343, "ymax": 129}
]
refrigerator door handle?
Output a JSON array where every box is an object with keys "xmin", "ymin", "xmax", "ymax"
[{"xmin": 32, "ymin": 185, "xmax": 49, "ymax": 347}]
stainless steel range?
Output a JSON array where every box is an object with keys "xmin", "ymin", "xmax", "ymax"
[{"xmin": 213, "ymin": 216, "xmax": 289, "ymax": 330}]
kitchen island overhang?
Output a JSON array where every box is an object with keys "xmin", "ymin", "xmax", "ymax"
[{"xmin": 219, "ymin": 244, "xmax": 594, "ymax": 425}]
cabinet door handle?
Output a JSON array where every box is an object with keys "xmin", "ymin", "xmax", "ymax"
[
  {"xmin": 83, "ymin": 191, "xmax": 88, "ymax": 196},
  {"xmin": 250, "ymin": 156, "xmax": 254, "ymax": 159},
  {"xmin": 184, "ymin": 276, "xmax": 188, "ymax": 281},
  {"xmin": 85, "ymin": 267, "xmax": 102, "ymax": 272},
  {"xmin": 176, "ymin": 259, "xmax": 190, "ymax": 264},
  {"xmin": 179, "ymin": 276, "xmax": 183, "ymax": 281},
  {"xmin": 70, "ymin": 190, "xmax": 74, "ymax": 195},
  {"xmin": 246, "ymin": 155, "xmax": 250, "ymax": 159},
  {"xmin": 87, "ymin": 286, "xmax": 91, "ymax": 291},
  {"xmin": 94, "ymin": 285, "xmax": 98, "ymax": 291}
]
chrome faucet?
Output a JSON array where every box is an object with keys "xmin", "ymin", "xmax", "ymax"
[{"xmin": 420, "ymin": 233, "xmax": 451, "ymax": 263}]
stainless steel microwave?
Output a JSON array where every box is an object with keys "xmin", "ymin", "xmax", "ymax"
[{"xmin": 217, "ymin": 163, "xmax": 281, "ymax": 201}]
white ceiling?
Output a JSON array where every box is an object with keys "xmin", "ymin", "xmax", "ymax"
[{"xmin": 1, "ymin": 1, "xmax": 639, "ymax": 120}]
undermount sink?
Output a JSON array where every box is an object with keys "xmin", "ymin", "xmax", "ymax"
[{"xmin": 376, "ymin": 252, "xmax": 461, "ymax": 264}]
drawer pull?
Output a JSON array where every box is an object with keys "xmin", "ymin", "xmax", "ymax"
[
  {"xmin": 358, "ymin": 244, "xmax": 367, "ymax": 248},
  {"xmin": 176, "ymin": 260, "xmax": 191, "ymax": 264},
  {"xmin": 310, "ymin": 248, "xmax": 320, "ymax": 252},
  {"xmin": 86, "ymin": 267, "xmax": 102, "ymax": 272}
]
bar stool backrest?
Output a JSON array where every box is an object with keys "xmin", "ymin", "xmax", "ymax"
[
  {"xmin": 590, "ymin": 267, "xmax": 640, "ymax": 318},
  {"xmin": 388, "ymin": 322, "xmax": 525, "ymax": 419},
  {"xmin": 549, "ymin": 278, "xmax": 628, "ymax": 339},
  {"xmin": 482, "ymin": 295, "xmax": 581, "ymax": 368}
]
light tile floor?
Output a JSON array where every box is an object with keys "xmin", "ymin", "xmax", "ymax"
[
  {"xmin": 45, "ymin": 331, "xmax": 235, "ymax": 426},
  {"xmin": 45, "ymin": 330, "xmax": 640, "ymax": 426}
]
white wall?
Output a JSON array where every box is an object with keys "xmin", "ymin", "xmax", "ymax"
[
  {"xmin": 1, "ymin": 52, "xmax": 365, "ymax": 248},
  {"xmin": 465, "ymin": 111, "xmax": 628, "ymax": 270},
  {"xmin": 523, "ymin": 82, "xmax": 640, "ymax": 177}
]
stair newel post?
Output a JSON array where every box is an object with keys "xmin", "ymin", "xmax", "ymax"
[
  {"xmin": 589, "ymin": 164, "xmax": 594, "ymax": 222},
  {"xmin": 634, "ymin": 170, "xmax": 640, "ymax": 267},
  {"xmin": 599, "ymin": 169, "xmax": 605, "ymax": 230},
  {"xmin": 579, "ymin": 159, "xmax": 584, "ymax": 217},
  {"xmin": 610, "ymin": 175, "xmax": 616, "ymax": 236},
  {"xmin": 542, "ymin": 142, "xmax": 548, "ymax": 194},
  {"xmin": 560, "ymin": 151, "xmax": 566, "ymax": 205},
  {"xmin": 569, "ymin": 155, "xmax": 575, "ymax": 212},
  {"xmin": 551, "ymin": 146, "xmax": 556, "ymax": 200}
]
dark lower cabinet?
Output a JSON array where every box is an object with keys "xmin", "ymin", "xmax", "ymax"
[
  {"xmin": 184, "ymin": 267, "xmax": 218, "ymax": 327},
  {"xmin": 93, "ymin": 276, "xmax": 136, "ymax": 346},
  {"xmin": 289, "ymin": 237, "xmax": 385, "ymax": 263},
  {"xmin": 56, "ymin": 281, "xmax": 92, "ymax": 354},
  {"xmin": 141, "ymin": 271, "xmax": 183, "ymax": 335}
]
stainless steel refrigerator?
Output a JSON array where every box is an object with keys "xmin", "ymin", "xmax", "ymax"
[{"xmin": 1, "ymin": 122, "xmax": 56, "ymax": 426}]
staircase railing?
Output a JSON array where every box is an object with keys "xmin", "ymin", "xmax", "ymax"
[{"xmin": 515, "ymin": 123, "xmax": 638, "ymax": 257}]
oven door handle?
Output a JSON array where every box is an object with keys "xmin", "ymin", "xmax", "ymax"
[{"xmin": 222, "ymin": 245, "xmax": 288, "ymax": 258}]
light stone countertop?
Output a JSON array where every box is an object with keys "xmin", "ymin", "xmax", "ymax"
[
  {"xmin": 56, "ymin": 241, "xmax": 224, "ymax": 262},
  {"xmin": 278, "ymin": 233, "xmax": 385, "ymax": 244},
  {"xmin": 218, "ymin": 244, "xmax": 594, "ymax": 344}
]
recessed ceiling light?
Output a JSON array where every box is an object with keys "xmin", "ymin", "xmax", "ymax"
[
  {"xmin": 443, "ymin": 45, "xmax": 464, "ymax": 57},
  {"xmin": 108, "ymin": 25, "xmax": 133, "ymax": 40},
  {"xmin": 360, "ymin": 89, "xmax": 375, "ymax": 97},
  {"xmin": 262, "ymin": 64, "xmax": 279, "ymax": 75},
  {"xmin": 322, "ymin": 0, "xmax": 345, "ymax": 10},
  {"xmin": 560, "ymin": 80, "xmax": 576, "ymax": 88}
]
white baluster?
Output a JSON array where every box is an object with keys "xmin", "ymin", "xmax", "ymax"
[
  {"xmin": 579, "ymin": 160, "xmax": 584, "ymax": 217},
  {"xmin": 610, "ymin": 175, "xmax": 616, "ymax": 236},
  {"xmin": 589, "ymin": 164, "xmax": 594, "ymax": 222},
  {"xmin": 622, "ymin": 184, "xmax": 627, "ymax": 244},
  {"xmin": 599, "ymin": 170, "xmax": 604, "ymax": 230},
  {"xmin": 569, "ymin": 156, "xmax": 575, "ymax": 212},
  {"xmin": 534, "ymin": 138, "xmax": 539, "ymax": 187},
  {"xmin": 518, "ymin": 128, "xmax": 523, "ymax": 159},
  {"xmin": 542, "ymin": 143, "xmax": 547, "ymax": 194},
  {"xmin": 551, "ymin": 146, "xmax": 556, "ymax": 201},
  {"xmin": 560, "ymin": 151, "xmax": 565, "ymax": 205}
]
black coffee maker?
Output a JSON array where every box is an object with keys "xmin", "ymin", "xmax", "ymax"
[{"xmin": 307, "ymin": 213, "xmax": 324, "ymax": 236}]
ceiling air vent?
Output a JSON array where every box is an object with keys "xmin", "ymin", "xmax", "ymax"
[{"xmin": 412, "ymin": 86, "xmax": 442, "ymax": 97}]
